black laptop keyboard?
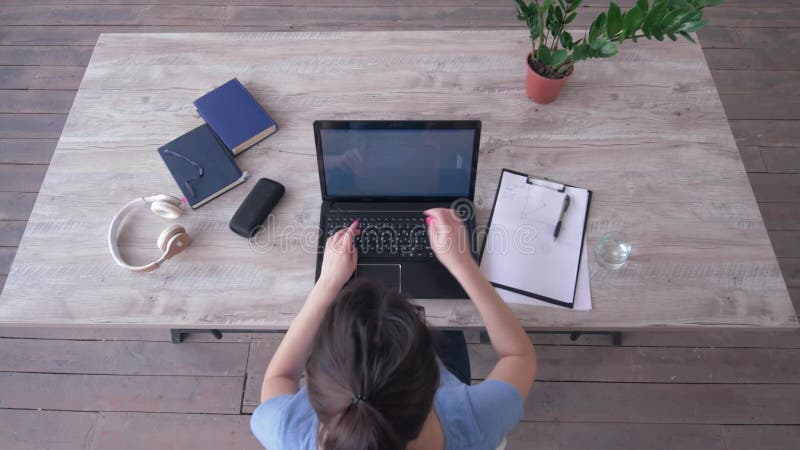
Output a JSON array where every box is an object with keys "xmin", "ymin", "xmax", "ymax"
[{"xmin": 325, "ymin": 212, "xmax": 434, "ymax": 259}]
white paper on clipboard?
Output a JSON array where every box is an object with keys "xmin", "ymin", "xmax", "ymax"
[{"xmin": 480, "ymin": 170, "xmax": 592, "ymax": 310}]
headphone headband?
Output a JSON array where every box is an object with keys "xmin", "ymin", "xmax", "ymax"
[{"xmin": 108, "ymin": 195, "xmax": 189, "ymax": 272}]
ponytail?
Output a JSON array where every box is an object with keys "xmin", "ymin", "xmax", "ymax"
[
  {"xmin": 306, "ymin": 281, "xmax": 439, "ymax": 450},
  {"xmin": 319, "ymin": 397, "xmax": 401, "ymax": 450}
]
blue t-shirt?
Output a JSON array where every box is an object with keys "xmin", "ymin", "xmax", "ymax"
[{"xmin": 251, "ymin": 363, "xmax": 524, "ymax": 450}]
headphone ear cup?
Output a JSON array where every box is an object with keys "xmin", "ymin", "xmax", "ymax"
[
  {"xmin": 157, "ymin": 225, "xmax": 187, "ymax": 252},
  {"xmin": 151, "ymin": 200, "xmax": 182, "ymax": 220}
]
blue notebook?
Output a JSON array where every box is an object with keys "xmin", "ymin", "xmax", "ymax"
[
  {"xmin": 194, "ymin": 78, "xmax": 277, "ymax": 155},
  {"xmin": 158, "ymin": 124, "xmax": 248, "ymax": 209}
]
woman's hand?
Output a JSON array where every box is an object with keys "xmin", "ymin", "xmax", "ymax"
[
  {"xmin": 424, "ymin": 208, "xmax": 476, "ymax": 276},
  {"xmin": 318, "ymin": 220, "xmax": 360, "ymax": 291}
]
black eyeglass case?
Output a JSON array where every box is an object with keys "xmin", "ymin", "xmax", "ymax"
[{"xmin": 229, "ymin": 178, "xmax": 285, "ymax": 238}]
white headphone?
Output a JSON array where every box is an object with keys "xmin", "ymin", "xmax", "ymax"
[{"xmin": 108, "ymin": 195, "xmax": 191, "ymax": 272}]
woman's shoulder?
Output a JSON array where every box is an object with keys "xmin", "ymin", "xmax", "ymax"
[
  {"xmin": 250, "ymin": 387, "xmax": 318, "ymax": 450},
  {"xmin": 435, "ymin": 379, "xmax": 524, "ymax": 449}
]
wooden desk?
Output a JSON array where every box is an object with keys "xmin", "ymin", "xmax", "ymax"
[{"xmin": 0, "ymin": 31, "xmax": 795, "ymax": 333}]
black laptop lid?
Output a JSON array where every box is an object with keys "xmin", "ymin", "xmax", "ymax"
[{"xmin": 314, "ymin": 120, "xmax": 481, "ymax": 202}]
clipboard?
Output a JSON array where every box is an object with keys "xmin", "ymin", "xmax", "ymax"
[{"xmin": 478, "ymin": 169, "xmax": 592, "ymax": 308}]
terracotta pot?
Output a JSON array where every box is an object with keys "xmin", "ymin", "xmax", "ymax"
[{"xmin": 525, "ymin": 54, "xmax": 571, "ymax": 104}]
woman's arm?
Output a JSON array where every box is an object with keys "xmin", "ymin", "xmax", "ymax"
[
  {"xmin": 260, "ymin": 221, "xmax": 360, "ymax": 402},
  {"xmin": 424, "ymin": 208, "xmax": 537, "ymax": 398}
]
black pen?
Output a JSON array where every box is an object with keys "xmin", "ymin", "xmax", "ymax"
[{"xmin": 553, "ymin": 195, "xmax": 571, "ymax": 240}]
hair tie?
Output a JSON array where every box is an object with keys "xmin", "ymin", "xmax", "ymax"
[{"xmin": 350, "ymin": 394, "xmax": 367, "ymax": 405}]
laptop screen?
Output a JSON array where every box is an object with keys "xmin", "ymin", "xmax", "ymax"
[{"xmin": 316, "ymin": 122, "xmax": 479, "ymax": 200}]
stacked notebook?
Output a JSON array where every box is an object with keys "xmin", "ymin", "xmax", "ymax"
[
  {"xmin": 479, "ymin": 169, "xmax": 592, "ymax": 310},
  {"xmin": 158, "ymin": 78, "xmax": 278, "ymax": 209}
]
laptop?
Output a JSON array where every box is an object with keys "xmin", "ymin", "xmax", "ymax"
[{"xmin": 313, "ymin": 120, "xmax": 481, "ymax": 298}]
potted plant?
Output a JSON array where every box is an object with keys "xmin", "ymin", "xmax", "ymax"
[{"xmin": 515, "ymin": 0, "xmax": 722, "ymax": 104}]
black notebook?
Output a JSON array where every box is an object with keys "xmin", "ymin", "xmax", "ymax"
[{"xmin": 158, "ymin": 124, "xmax": 247, "ymax": 209}]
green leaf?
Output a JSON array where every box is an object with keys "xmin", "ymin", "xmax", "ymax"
[
  {"xmin": 537, "ymin": 45, "xmax": 553, "ymax": 65},
  {"xmin": 560, "ymin": 31, "xmax": 574, "ymax": 49},
  {"xmin": 550, "ymin": 48, "xmax": 569, "ymax": 66},
  {"xmin": 607, "ymin": 2, "xmax": 623, "ymax": 37},
  {"xmin": 642, "ymin": 0, "xmax": 667, "ymax": 37},
  {"xmin": 589, "ymin": 37, "xmax": 611, "ymax": 51},
  {"xmin": 565, "ymin": 11, "xmax": 577, "ymax": 24},
  {"xmin": 589, "ymin": 12, "xmax": 607, "ymax": 42},
  {"xmin": 680, "ymin": 19, "xmax": 708, "ymax": 33},
  {"xmin": 600, "ymin": 41, "xmax": 618, "ymax": 57},
  {"xmin": 622, "ymin": 5, "xmax": 645, "ymax": 38},
  {"xmin": 568, "ymin": 0, "xmax": 583, "ymax": 12},
  {"xmin": 701, "ymin": 0, "xmax": 724, "ymax": 6},
  {"xmin": 667, "ymin": 32, "xmax": 677, "ymax": 41},
  {"xmin": 635, "ymin": 0, "xmax": 649, "ymax": 13},
  {"xmin": 572, "ymin": 42, "xmax": 590, "ymax": 61},
  {"xmin": 658, "ymin": 9, "xmax": 684, "ymax": 32},
  {"xmin": 678, "ymin": 30, "xmax": 696, "ymax": 43},
  {"xmin": 514, "ymin": 0, "xmax": 528, "ymax": 20}
]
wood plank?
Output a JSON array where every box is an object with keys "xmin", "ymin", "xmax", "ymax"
[
  {"xmin": 507, "ymin": 423, "xmax": 727, "ymax": 450},
  {"xmin": 30, "ymin": 66, "xmax": 85, "ymax": 90},
  {"xmin": 0, "ymin": 139, "xmax": 57, "ymax": 164},
  {"xmin": 0, "ymin": 409, "xmax": 99, "ymax": 450},
  {"xmin": 243, "ymin": 335, "xmax": 283, "ymax": 411},
  {"xmin": 0, "ymin": 326, "xmax": 254, "ymax": 342},
  {"xmin": 748, "ymin": 173, "xmax": 800, "ymax": 202},
  {"xmin": 90, "ymin": 412, "xmax": 261, "ymax": 450},
  {"xmin": 0, "ymin": 46, "xmax": 93, "ymax": 67},
  {"xmin": 522, "ymin": 382, "xmax": 800, "ymax": 423},
  {"xmin": 721, "ymin": 95, "xmax": 800, "ymax": 120},
  {"xmin": 780, "ymin": 258, "xmax": 800, "ymax": 287},
  {"xmin": 705, "ymin": 48, "xmax": 800, "ymax": 71},
  {"xmin": 0, "ymin": 221, "xmax": 26, "ymax": 247},
  {"xmin": 724, "ymin": 425, "xmax": 800, "ymax": 450},
  {"xmin": 0, "ymin": 5, "xmax": 226, "ymax": 26},
  {"xmin": 0, "ymin": 165, "xmax": 47, "ymax": 192},
  {"xmin": 703, "ymin": 7, "xmax": 800, "ymax": 28},
  {"xmin": 770, "ymin": 231, "xmax": 800, "ymax": 258},
  {"xmin": 0, "ymin": 114, "xmax": 66, "ymax": 139},
  {"xmin": 530, "ymin": 329, "xmax": 800, "ymax": 348},
  {"xmin": 760, "ymin": 202, "xmax": 800, "ymax": 231},
  {"xmin": 0, "ymin": 339, "xmax": 249, "ymax": 376},
  {"xmin": 0, "ymin": 192, "xmax": 37, "ymax": 220},
  {"xmin": 700, "ymin": 27, "xmax": 800, "ymax": 50},
  {"xmin": 0, "ymin": 372, "xmax": 244, "ymax": 413},
  {"xmin": 762, "ymin": 147, "xmax": 800, "ymax": 173},
  {"xmin": 470, "ymin": 345, "xmax": 800, "ymax": 383},
  {"xmin": 0, "ymin": 66, "xmax": 86, "ymax": 90},
  {"xmin": 732, "ymin": 120, "xmax": 800, "ymax": 148},
  {"xmin": 0, "ymin": 247, "xmax": 14, "ymax": 275},
  {"xmin": 737, "ymin": 145, "xmax": 767, "ymax": 173},
  {"xmin": 0, "ymin": 25, "xmax": 264, "ymax": 46},
  {"xmin": 711, "ymin": 71, "xmax": 800, "ymax": 96},
  {"xmin": 0, "ymin": 90, "xmax": 75, "ymax": 114}
]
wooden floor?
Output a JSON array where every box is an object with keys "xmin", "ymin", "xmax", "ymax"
[{"xmin": 1, "ymin": 1, "xmax": 799, "ymax": 449}]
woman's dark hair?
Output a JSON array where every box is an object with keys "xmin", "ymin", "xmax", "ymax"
[{"xmin": 306, "ymin": 280, "xmax": 439, "ymax": 450}]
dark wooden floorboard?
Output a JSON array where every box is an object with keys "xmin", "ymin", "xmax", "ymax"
[
  {"xmin": 0, "ymin": 409, "xmax": 99, "ymax": 450},
  {"xmin": 89, "ymin": 412, "xmax": 261, "ymax": 450},
  {"xmin": 0, "ymin": 139, "xmax": 58, "ymax": 165},
  {"xmin": 0, "ymin": 339, "xmax": 250, "ymax": 376},
  {"xmin": 507, "ymin": 423, "xmax": 728, "ymax": 450},
  {"xmin": 723, "ymin": 425, "xmax": 800, "ymax": 450},
  {"xmin": 1, "ymin": 1, "xmax": 800, "ymax": 449},
  {"xmin": 0, "ymin": 192, "xmax": 37, "ymax": 220},
  {"xmin": 0, "ymin": 372, "xmax": 244, "ymax": 414}
]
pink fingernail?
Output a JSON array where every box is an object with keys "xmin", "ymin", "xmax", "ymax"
[{"xmin": 426, "ymin": 216, "xmax": 434, "ymax": 225}]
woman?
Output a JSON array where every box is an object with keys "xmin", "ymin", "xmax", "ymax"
[{"xmin": 251, "ymin": 208, "xmax": 537, "ymax": 450}]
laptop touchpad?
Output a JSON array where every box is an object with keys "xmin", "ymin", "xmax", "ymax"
[{"xmin": 356, "ymin": 264, "xmax": 401, "ymax": 292}]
